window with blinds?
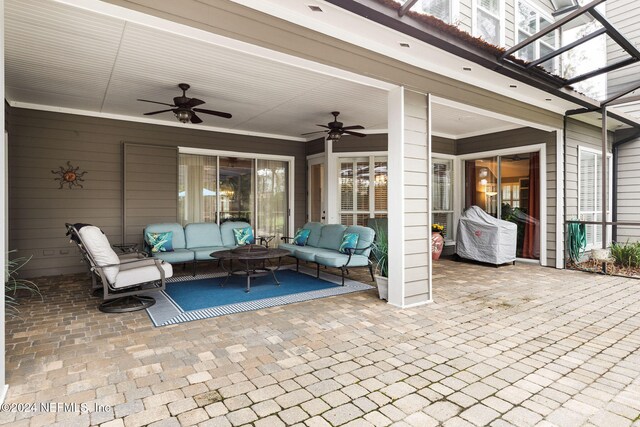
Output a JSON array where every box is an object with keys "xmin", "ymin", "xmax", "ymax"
[
  {"xmin": 579, "ymin": 148, "xmax": 611, "ymax": 248},
  {"xmin": 516, "ymin": 1, "xmax": 558, "ymax": 70},
  {"xmin": 411, "ymin": 0, "xmax": 452, "ymax": 23},
  {"xmin": 432, "ymin": 158, "xmax": 454, "ymax": 241},
  {"xmin": 474, "ymin": 0, "xmax": 502, "ymax": 46},
  {"xmin": 339, "ymin": 156, "xmax": 387, "ymax": 226}
]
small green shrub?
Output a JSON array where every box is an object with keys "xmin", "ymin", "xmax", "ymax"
[
  {"xmin": 610, "ymin": 241, "xmax": 640, "ymax": 268},
  {"xmin": 5, "ymin": 250, "xmax": 40, "ymax": 318},
  {"xmin": 371, "ymin": 226, "xmax": 388, "ymax": 278}
]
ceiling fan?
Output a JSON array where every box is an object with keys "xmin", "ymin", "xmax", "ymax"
[
  {"xmin": 302, "ymin": 111, "xmax": 366, "ymax": 141},
  {"xmin": 137, "ymin": 83, "xmax": 232, "ymax": 124}
]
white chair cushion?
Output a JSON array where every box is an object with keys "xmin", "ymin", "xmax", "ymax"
[
  {"xmin": 113, "ymin": 261, "xmax": 173, "ymax": 289},
  {"xmin": 78, "ymin": 226, "xmax": 120, "ymax": 284}
]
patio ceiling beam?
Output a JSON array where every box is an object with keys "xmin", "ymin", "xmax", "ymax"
[
  {"xmin": 500, "ymin": 0, "xmax": 606, "ymax": 60},
  {"xmin": 589, "ymin": 8, "xmax": 640, "ymax": 60},
  {"xmin": 564, "ymin": 57, "xmax": 638, "ymax": 85},
  {"xmin": 398, "ymin": 0, "xmax": 419, "ymax": 17},
  {"xmin": 525, "ymin": 27, "xmax": 607, "ymax": 69},
  {"xmin": 601, "ymin": 81, "xmax": 640, "ymax": 106}
]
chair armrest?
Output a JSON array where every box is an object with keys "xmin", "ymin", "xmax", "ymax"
[
  {"xmin": 257, "ymin": 235, "xmax": 275, "ymax": 248},
  {"xmin": 281, "ymin": 236, "xmax": 295, "ymax": 242},
  {"xmin": 93, "ymin": 257, "xmax": 165, "ymax": 270},
  {"xmin": 352, "ymin": 245, "xmax": 373, "ymax": 254}
]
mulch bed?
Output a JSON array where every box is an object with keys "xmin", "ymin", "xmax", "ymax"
[{"xmin": 568, "ymin": 259, "xmax": 640, "ymax": 278}]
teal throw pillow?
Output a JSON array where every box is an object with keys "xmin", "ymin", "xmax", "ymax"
[
  {"xmin": 233, "ymin": 227, "xmax": 255, "ymax": 246},
  {"xmin": 145, "ymin": 231, "xmax": 174, "ymax": 253},
  {"xmin": 339, "ymin": 233, "xmax": 359, "ymax": 254},
  {"xmin": 293, "ymin": 229, "xmax": 311, "ymax": 246}
]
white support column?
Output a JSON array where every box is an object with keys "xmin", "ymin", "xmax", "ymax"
[
  {"xmin": 388, "ymin": 87, "xmax": 432, "ymax": 308},
  {"xmin": 387, "ymin": 87, "xmax": 405, "ymax": 307},
  {"xmin": 0, "ymin": 0, "xmax": 8, "ymax": 403}
]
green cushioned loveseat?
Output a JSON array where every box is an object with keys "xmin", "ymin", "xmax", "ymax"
[
  {"xmin": 280, "ymin": 222, "xmax": 375, "ymax": 285},
  {"xmin": 143, "ymin": 221, "xmax": 251, "ymax": 275}
]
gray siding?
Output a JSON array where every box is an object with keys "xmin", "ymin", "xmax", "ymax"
[
  {"xmin": 433, "ymin": 136, "xmax": 456, "ymax": 155},
  {"xmin": 124, "ymin": 144, "xmax": 178, "ymax": 246},
  {"xmin": 606, "ymin": 0, "xmax": 640, "ymax": 98},
  {"xmin": 615, "ymin": 134, "xmax": 640, "ymax": 242},
  {"xmin": 305, "ymin": 134, "xmax": 454, "ymax": 155},
  {"xmin": 457, "ymin": 127, "xmax": 558, "ymax": 266},
  {"xmin": 305, "ymin": 138, "xmax": 325, "ymax": 156},
  {"xmin": 333, "ymin": 134, "xmax": 388, "ymax": 152},
  {"xmin": 8, "ymin": 108, "xmax": 307, "ymax": 277}
]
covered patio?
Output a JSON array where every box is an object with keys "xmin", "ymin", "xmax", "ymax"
[{"xmin": 3, "ymin": 260, "xmax": 640, "ymax": 426}]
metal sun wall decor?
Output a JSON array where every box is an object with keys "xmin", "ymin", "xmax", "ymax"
[{"xmin": 52, "ymin": 161, "xmax": 87, "ymax": 189}]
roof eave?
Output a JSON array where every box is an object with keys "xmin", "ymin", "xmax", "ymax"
[{"xmin": 324, "ymin": 0, "xmax": 600, "ymax": 110}]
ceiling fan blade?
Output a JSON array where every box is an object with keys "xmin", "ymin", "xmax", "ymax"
[
  {"xmin": 301, "ymin": 130, "xmax": 328, "ymax": 136},
  {"xmin": 137, "ymin": 99, "xmax": 175, "ymax": 107},
  {"xmin": 186, "ymin": 98, "xmax": 206, "ymax": 108},
  {"xmin": 192, "ymin": 108, "xmax": 232, "ymax": 119},
  {"xmin": 342, "ymin": 130, "xmax": 367, "ymax": 137},
  {"xmin": 143, "ymin": 109, "xmax": 175, "ymax": 116},
  {"xmin": 190, "ymin": 113, "xmax": 203, "ymax": 124},
  {"xmin": 316, "ymin": 124, "xmax": 331, "ymax": 129},
  {"xmin": 341, "ymin": 125, "xmax": 365, "ymax": 130}
]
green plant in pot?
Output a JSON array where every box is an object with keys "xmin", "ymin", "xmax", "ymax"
[
  {"xmin": 5, "ymin": 250, "xmax": 40, "ymax": 318},
  {"xmin": 371, "ymin": 226, "xmax": 388, "ymax": 300}
]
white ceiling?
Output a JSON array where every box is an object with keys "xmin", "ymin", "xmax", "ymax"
[{"xmin": 4, "ymin": 0, "xmax": 542, "ymax": 141}]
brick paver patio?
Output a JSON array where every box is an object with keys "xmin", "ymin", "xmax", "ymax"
[{"xmin": 2, "ymin": 259, "xmax": 640, "ymax": 426}]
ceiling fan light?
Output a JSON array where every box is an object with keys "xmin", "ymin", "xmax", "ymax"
[
  {"xmin": 175, "ymin": 110, "xmax": 192, "ymax": 123},
  {"xmin": 328, "ymin": 130, "xmax": 341, "ymax": 141}
]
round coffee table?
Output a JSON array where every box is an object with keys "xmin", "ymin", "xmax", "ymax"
[{"xmin": 212, "ymin": 245, "xmax": 290, "ymax": 292}]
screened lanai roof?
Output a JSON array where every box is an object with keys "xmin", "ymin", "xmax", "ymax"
[{"xmin": 327, "ymin": 0, "xmax": 640, "ymax": 128}]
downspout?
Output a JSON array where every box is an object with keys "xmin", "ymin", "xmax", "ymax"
[{"xmin": 612, "ymin": 130, "xmax": 640, "ymax": 242}]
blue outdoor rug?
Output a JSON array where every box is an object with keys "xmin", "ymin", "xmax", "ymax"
[{"xmin": 146, "ymin": 266, "xmax": 373, "ymax": 326}]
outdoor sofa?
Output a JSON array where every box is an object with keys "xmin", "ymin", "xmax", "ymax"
[
  {"xmin": 280, "ymin": 222, "xmax": 375, "ymax": 285},
  {"xmin": 143, "ymin": 221, "xmax": 255, "ymax": 275}
]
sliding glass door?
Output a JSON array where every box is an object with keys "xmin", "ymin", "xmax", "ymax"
[
  {"xmin": 464, "ymin": 157, "xmax": 498, "ymax": 217},
  {"xmin": 219, "ymin": 157, "xmax": 254, "ymax": 223},
  {"xmin": 464, "ymin": 152, "xmax": 540, "ymax": 259},
  {"xmin": 178, "ymin": 152, "xmax": 290, "ymax": 246},
  {"xmin": 256, "ymin": 159, "xmax": 288, "ymax": 243}
]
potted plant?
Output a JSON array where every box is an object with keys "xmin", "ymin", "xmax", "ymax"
[
  {"xmin": 5, "ymin": 250, "xmax": 40, "ymax": 318},
  {"xmin": 432, "ymin": 223, "xmax": 445, "ymax": 260},
  {"xmin": 371, "ymin": 226, "xmax": 388, "ymax": 300}
]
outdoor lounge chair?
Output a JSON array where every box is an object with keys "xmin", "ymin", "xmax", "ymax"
[{"xmin": 66, "ymin": 223, "xmax": 172, "ymax": 313}]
